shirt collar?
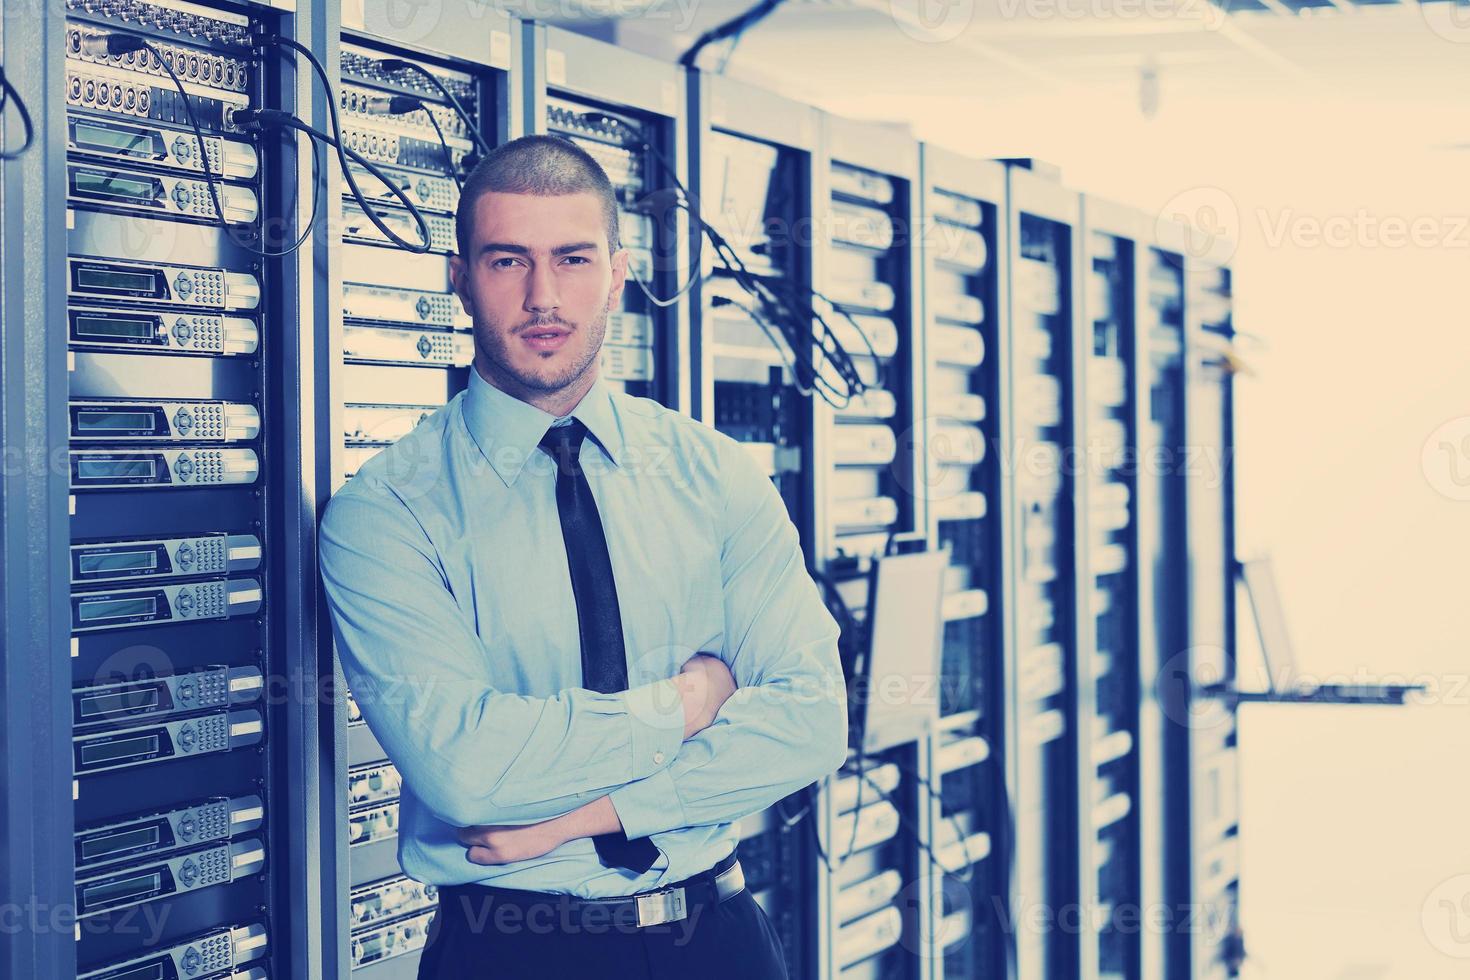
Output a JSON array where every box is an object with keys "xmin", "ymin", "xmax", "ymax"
[{"xmin": 463, "ymin": 366, "xmax": 624, "ymax": 487}]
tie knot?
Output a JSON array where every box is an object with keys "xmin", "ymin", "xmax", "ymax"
[{"xmin": 539, "ymin": 418, "xmax": 588, "ymax": 474}]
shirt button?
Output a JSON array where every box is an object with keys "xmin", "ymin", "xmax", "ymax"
[{"xmin": 653, "ymin": 751, "xmax": 666, "ymax": 765}]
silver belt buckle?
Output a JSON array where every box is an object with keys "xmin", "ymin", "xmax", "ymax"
[{"xmin": 635, "ymin": 886, "xmax": 687, "ymax": 927}]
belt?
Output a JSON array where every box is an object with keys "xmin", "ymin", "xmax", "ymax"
[{"xmin": 438, "ymin": 853, "xmax": 745, "ymax": 931}]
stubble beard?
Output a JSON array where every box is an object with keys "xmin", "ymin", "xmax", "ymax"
[{"xmin": 473, "ymin": 298, "xmax": 610, "ymax": 397}]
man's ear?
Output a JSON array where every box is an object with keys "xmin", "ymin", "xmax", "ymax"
[
  {"xmin": 607, "ymin": 247, "xmax": 630, "ymax": 309},
  {"xmin": 449, "ymin": 253, "xmax": 475, "ymax": 317}
]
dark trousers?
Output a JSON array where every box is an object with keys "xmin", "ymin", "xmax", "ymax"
[{"xmin": 417, "ymin": 854, "xmax": 790, "ymax": 980}]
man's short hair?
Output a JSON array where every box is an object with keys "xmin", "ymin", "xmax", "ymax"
[{"xmin": 455, "ymin": 134, "xmax": 621, "ymax": 259}]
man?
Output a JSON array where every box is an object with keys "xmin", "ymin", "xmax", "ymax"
[{"xmin": 319, "ymin": 134, "xmax": 848, "ymax": 979}]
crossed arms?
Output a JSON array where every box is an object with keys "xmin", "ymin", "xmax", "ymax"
[{"xmin": 318, "ymin": 437, "xmax": 848, "ymax": 865}]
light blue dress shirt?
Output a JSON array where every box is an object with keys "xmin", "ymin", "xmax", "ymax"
[{"xmin": 319, "ymin": 367, "xmax": 848, "ymax": 897}]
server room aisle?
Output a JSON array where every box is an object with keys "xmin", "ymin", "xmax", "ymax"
[{"xmin": 4, "ymin": 2, "xmax": 1468, "ymax": 979}]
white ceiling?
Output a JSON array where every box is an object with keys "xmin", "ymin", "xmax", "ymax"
[{"xmin": 604, "ymin": 0, "xmax": 1470, "ymax": 141}]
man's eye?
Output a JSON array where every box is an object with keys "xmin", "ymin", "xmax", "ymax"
[
  {"xmin": 490, "ymin": 257, "xmax": 521, "ymax": 270},
  {"xmin": 561, "ymin": 255, "xmax": 589, "ymax": 266}
]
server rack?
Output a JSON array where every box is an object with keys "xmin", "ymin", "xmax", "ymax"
[
  {"xmin": 917, "ymin": 145, "xmax": 1010, "ymax": 980},
  {"xmin": 326, "ymin": 6, "xmax": 521, "ymax": 978},
  {"xmin": 1003, "ymin": 163, "xmax": 1084, "ymax": 980},
  {"xmin": 1139, "ymin": 219, "xmax": 1243, "ymax": 980},
  {"xmin": 817, "ymin": 112, "xmax": 927, "ymax": 980},
  {"xmin": 1138, "ymin": 219, "xmax": 1191, "ymax": 980},
  {"xmin": 53, "ymin": 1, "xmax": 324, "ymax": 978},
  {"xmin": 523, "ymin": 24, "xmax": 691, "ymax": 414},
  {"xmin": 1078, "ymin": 199, "xmax": 1146, "ymax": 980},
  {"xmin": 687, "ymin": 69, "xmax": 823, "ymax": 980},
  {"xmin": 1181, "ymin": 247, "xmax": 1242, "ymax": 980}
]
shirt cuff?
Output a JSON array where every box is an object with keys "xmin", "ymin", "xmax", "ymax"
[
  {"xmin": 621, "ymin": 677, "xmax": 684, "ymax": 779},
  {"xmin": 608, "ymin": 766, "xmax": 682, "ymax": 841}
]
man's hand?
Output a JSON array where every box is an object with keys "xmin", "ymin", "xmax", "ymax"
[
  {"xmin": 457, "ymin": 818, "xmax": 570, "ymax": 865},
  {"xmin": 675, "ymin": 653, "xmax": 736, "ymax": 739},
  {"xmin": 458, "ymin": 797, "xmax": 626, "ymax": 865}
]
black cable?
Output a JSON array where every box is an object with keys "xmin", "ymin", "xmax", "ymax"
[
  {"xmin": 140, "ymin": 38, "xmax": 316, "ymax": 257},
  {"xmin": 699, "ymin": 205, "xmax": 867, "ymax": 407},
  {"xmin": 84, "ymin": 33, "xmax": 317, "ymax": 257},
  {"xmin": 419, "ymin": 105, "xmax": 462, "ymax": 190},
  {"xmin": 0, "ymin": 64, "xmax": 35, "ymax": 160},
  {"xmin": 814, "ymin": 568, "xmax": 870, "ymax": 873},
  {"xmin": 358, "ymin": 93, "xmax": 461, "ymax": 194},
  {"xmin": 578, "ymin": 118, "xmax": 704, "ymax": 311},
  {"xmin": 883, "ymin": 758, "xmax": 980, "ymax": 884},
  {"xmin": 658, "ymin": 143, "xmax": 877, "ymax": 405},
  {"xmin": 852, "ymin": 767, "xmax": 975, "ymax": 884},
  {"xmin": 584, "ymin": 111, "xmax": 878, "ymax": 401},
  {"xmin": 801, "ymin": 756, "xmax": 869, "ymax": 876},
  {"xmin": 377, "ymin": 58, "xmax": 491, "ymax": 158},
  {"xmin": 234, "ymin": 111, "xmax": 428, "ymax": 239},
  {"xmin": 667, "ymin": 141, "xmax": 882, "ymax": 396},
  {"xmin": 679, "ymin": 0, "xmax": 789, "ymax": 70},
  {"xmin": 712, "ymin": 294, "xmax": 811, "ymax": 396},
  {"xmin": 714, "ymin": 31, "xmax": 746, "ymax": 76},
  {"xmin": 263, "ymin": 33, "xmax": 430, "ymax": 254}
]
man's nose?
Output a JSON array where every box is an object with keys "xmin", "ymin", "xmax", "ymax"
[{"xmin": 524, "ymin": 261, "xmax": 560, "ymax": 315}]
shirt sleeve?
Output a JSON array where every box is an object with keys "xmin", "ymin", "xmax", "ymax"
[
  {"xmin": 607, "ymin": 437, "xmax": 849, "ymax": 839},
  {"xmin": 319, "ymin": 478, "xmax": 686, "ymax": 829}
]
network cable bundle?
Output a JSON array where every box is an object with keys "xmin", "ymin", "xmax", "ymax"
[
  {"xmin": 62, "ymin": 0, "xmax": 277, "ymax": 975},
  {"xmin": 1006, "ymin": 168, "xmax": 1083, "ymax": 980},
  {"xmin": 1084, "ymin": 216, "xmax": 1144, "ymax": 980},
  {"xmin": 702, "ymin": 123, "xmax": 812, "ymax": 534}
]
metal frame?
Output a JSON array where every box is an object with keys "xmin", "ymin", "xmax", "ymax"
[
  {"xmin": 263, "ymin": 2, "xmax": 334, "ymax": 977},
  {"xmin": 917, "ymin": 142, "xmax": 1010, "ymax": 980},
  {"xmin": 1180, "ymin": 238, "xmax": 1240, "ymax": 980},
  {"xmin": 1002, "ymin": 164, "xmax": 1083, "ymax": 980},
  {"xmin": 0, "ymin": 9, "xmax": 75, "ymax": 978}
]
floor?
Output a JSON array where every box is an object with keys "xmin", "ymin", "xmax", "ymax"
[{"xmin": 1238, "ymin": 703, "xmax": 1470, "ymax": 980}]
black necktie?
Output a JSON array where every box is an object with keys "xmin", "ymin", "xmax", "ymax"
[{"xmin": 539, "ymin": 419, "xmax": 661, "ymax": 874}]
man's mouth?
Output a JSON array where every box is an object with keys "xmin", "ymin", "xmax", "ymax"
[{"xmin": 521, "ymin": 326, "xmax": 571, "ymax": 353}]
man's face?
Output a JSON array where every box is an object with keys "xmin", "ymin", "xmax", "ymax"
[{"xmin": 450, "ymin": 190, "xmax": 627, "ymax": 396}]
